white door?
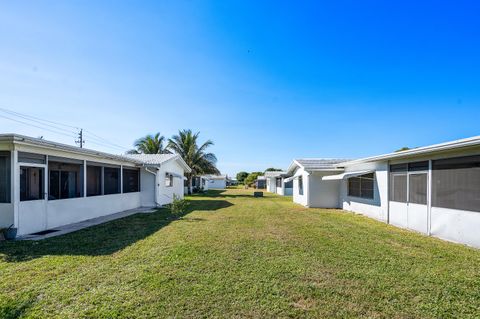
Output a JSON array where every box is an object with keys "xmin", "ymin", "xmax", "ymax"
[
  {"xmin": 406, "ymin": 172, "xmax": 428, "ymax": 234},
  {"xmin": 18, "ymin": 164, "xmax": 48, "ymax": 235},
  {"xmin": 389, "ymin": 171, "xmax": 428, "ymax": 234}
]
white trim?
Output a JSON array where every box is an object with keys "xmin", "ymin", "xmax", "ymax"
[{"xmin": 322, "ymin": 170, "xmax": 374, "ymax": 181}]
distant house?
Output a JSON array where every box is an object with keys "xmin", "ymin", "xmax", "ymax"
[
  {"xmin": 287, "ymin": 136, "xmax": 480, "ymax": 249},
  {"xmin": 255, "ymin": 176, "xmax": 266, "ymax": 189},
  {"xmin": 265, "ymin": 171, "xmax": 293, "ymax": 196},
  {"xmin": 202, "ymin": 174, "xmax": 227, "ymax": 189},
  {"xmin": 286, "ymin": 159, "xmax": 348, "ymax": 207},
  {"xmin": 0, "ymin": 134, "xmax": 191, "ymax": 237}
]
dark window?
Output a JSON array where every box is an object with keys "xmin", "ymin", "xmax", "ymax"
[
  {"xmin": 390, "ymin": 173, "xmax": 407, "ymax": 202},
  {"xmin": 18, "ymin": 152, "xmax": 46, "ymax": 164},
  {"xmin": 432, "ymin": 155, "xmax": 480, "ymax": 212},
  {"xmin": 408, "ymin": 161, "xmax": 429, "ymax": 172},
  {"xmin": 165, "ymin": 173, "xmax": 173, "ymax": 187},
  {"xmin": 123, "ymin": 168, "xmax": 140, "ymax": 193},
  {"xmin": 285, "ymin": 180, "xmax": 293, "ymax": 188},
  {"xmin": 48, "ymin": 161, "xmax": 83, "ymax": 200},
  {"xmin": 348, "ymin": 173, "xmax": 374, "ymax": 199},
  {"xmin": 298, "ymin": 176, "xmax": 303, "ymax": 195},
  {"xmin": 390, "ymin": 164, "xmax": 407, "ymax": 172},
  {"xmin": 276, "ymin": 178, "xmax": 282, "ymax": 188},
  {"xmin": 409, "ymin": 173, "xmax": 427, "ymax": 205},
  {"xmin": 104, "ymin": 167, "xmax": 120, "ymax": 195},
  {"xmin": 87, "ymin": 166, "xmax": 102, "ymax": 196},
  {"xmin": 20, "ymin": 166, "xmax": 44, "ymax": 201},
  {"xmin": 0, "ymin": 152, "xmax": 11, "ymax": 203}
]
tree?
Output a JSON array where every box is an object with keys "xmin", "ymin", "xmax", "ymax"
[
  {"xmin": 395, "ymin": 147, "xmax": 411, "ymax": 152},
  {"xmin": 236, "ymin": 171, "xmax": 249, "ymax": 184},
  {"xmin": 127, "ymin": 133, "xmax": 168, "ymax": 154},
  {"xmin": 264, "ymin": 168, "xmax": 282, "ymax": 172},
  {"xmin": 244, "ymin": 171, "xmax": 263, "ymax": 186},
  {"xmin": 167, "ymin": 129, "xmax": 220, "ymax": 194}
]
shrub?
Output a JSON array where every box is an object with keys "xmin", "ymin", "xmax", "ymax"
[{"xmin": 168, "ymin": 195, "xmax": 189, "ymax": 215}]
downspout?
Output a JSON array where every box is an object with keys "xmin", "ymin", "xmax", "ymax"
[{"xmin": 144, "ymin": 166, "xmax": 160, "ymax": 207}]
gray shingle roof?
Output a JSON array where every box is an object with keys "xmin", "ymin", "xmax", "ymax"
[
  {"xmin": 295, "ymin": 158, "xmax": 349, "ymax": 169},
  {"xmin": 264, "ymin": 171, "xmax": 288, "ymax": 178},
  {"xmin": 125, "ymin": 154, "xmax": 177, "ymax": 165}
]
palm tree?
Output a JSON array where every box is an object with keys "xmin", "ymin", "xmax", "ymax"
[
  {"xmin": 127, "ymin": 133, "xmax": 168, "ymax": 154},
  {"xmin": 167, "ymin": 129, "xmax": 219, "ymax": 194}
]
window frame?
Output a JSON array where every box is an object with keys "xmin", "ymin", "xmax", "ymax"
[
  {"xmin": 347, "ymin": 173, "xmax": 375, "ymax": 200},
  {"xmin": 20, "ymin": 165, "xmax": 45, "ymax": 202},
  {"xmin": 165, "ymin": 173, "xmax": 174, "ymax": 187},
  {"xmin": 122, "ymin": 167, "xmax": 140, "ymax": 193}
]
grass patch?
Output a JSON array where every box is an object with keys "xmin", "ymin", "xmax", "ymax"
[{"xmin": 0, "ymin": 189, "xmax": 478, "ymax": 318}]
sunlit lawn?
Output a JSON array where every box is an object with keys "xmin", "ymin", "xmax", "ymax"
[{"xmin": 0, "ymin": 189, "xmax": 479, "ymax": 318}]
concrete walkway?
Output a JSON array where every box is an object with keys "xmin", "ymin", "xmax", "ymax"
[{"xmin": 17, "ymin": 207, "xmax": 157, "ymax": 241}]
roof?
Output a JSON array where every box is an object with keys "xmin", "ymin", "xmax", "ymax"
[
  {"xmin": 0, "ymin": 134, "xmax": 191, "ymax": 172},
  {"xmin": 288, "ymin": 158, "xmax": 349, "ymax": 173},
  {"xmin": 202, "ymin": 174, "xmax": 226, "ymax": 180},
  {"xmin": 256, "ymin": 176, "xmax": 266, "ymax": 180},
  {"xmin": 0, "ymin": 133, "xmax": 142, "ymax": 164},
  {"xmin": 341, "ymin": 135, "xmax": 480, "ymax": 166},
  {"xmin": 127, "ymin": 154, "xmax": 191, "ymax": 172},
  {"xmin": 264, "ymin": 171, "xmax": 288, "ymax": 178}
]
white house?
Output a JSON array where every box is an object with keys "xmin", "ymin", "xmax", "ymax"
[
  {"xmin": 202, "ymin": 175, "xmax": 227, "ymax": 189},
  {"xmin": 288, "ymin": 136, "xmax": 480, "ymax": 248},
  {"xmin": 286, "ymin": 159, "xmax": 348, "ymax": 206},
  {"xmin": 265, "ymin": 171, "xmax": 293, "ymax": 196},
  {"xmin": 0, "ymin": 134, "xmax": 191, "ymax": 237}
]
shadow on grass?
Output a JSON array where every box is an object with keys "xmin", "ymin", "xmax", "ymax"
[{"xmin": 0, "ymin": 199, "xmax": 232, "ymax": 263}]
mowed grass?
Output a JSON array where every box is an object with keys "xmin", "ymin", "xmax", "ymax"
[{"xmin": 0, "ymin": 189, "xmax": 479, "ymax": 318}]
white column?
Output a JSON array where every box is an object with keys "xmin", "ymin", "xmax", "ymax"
[
  {"xmin": 12, "ymin": 150, "xmax": 19, "ymax": 228},
  {"xmin": 427, "ymin": 160, "xmax": 432, "ymax": 236},
  {"xmin": 83, "ymin": 160, "xmax": 87, "ymax": 197},
  {"xmin": 120, "ymin": 165, "xmax": 123, "ymax": 193}
]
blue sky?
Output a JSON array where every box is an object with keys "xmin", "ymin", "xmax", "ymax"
[{"xmin": 1, "ymin": 1, "xmax": 479, "ymax": 176}]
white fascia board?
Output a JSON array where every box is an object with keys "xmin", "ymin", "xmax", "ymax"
[{"xmin": 340, "ymin": 135, "xmax": 480, "ymax": 166}]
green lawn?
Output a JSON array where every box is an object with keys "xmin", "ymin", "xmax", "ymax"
[{"xmin": 0, "ymin": 189, "xmax": 479, "ymax": 318}]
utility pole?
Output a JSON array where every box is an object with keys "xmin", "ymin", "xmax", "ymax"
[{"xmin": 76, "ymin": 129, "xmax": 85, "ymax": 148}]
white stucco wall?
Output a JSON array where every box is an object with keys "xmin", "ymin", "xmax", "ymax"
[
  {"xmin": 208, "ymin": 179, "xmax": 226, "ymax": 189},
  {"xmin": 340, "ymin": 161, "xmax": 388, "ymax": 222},
  {"xmin": 292, "ymin": 168, "xmax": 309, "ymax": 207},
  {"xmin": 17, "ymin": 192, "xmax": 142, "ymax": 236},
  {"xmin": 308, "ymin": 172, "xmax": 341, "ymax": 208},
  {"xmin": 0, "ymin": 203, "xmax": 13, "ymax": 228},
  {"xmin": 266, "ymin": 177, "xmax": 276, "ymax": 193},
  {"xmin": 430, "ymin": 207, "xmax": 480, "ymax": 248},
  {"xmin": 156, "ymin": 159, "xmax": 185, "ymax": 206}
]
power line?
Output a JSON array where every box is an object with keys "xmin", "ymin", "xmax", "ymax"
[
  {"xmin": 0, "ymin": 106, "xmax": 131, "ymax": 152},
  {"xmin": 0, "ymin": 114, "xmax": 77, "ymax": 139},
  {"xmin": 0, "ymin": 107, "xmax": 79, "ymax": 130}
]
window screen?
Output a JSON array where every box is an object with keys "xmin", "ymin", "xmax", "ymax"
[
  {"xmin": 20, "ymin": 166, "xmax": 44, "ymax": 201},
  {"xmin": 409, "ymin": 173, "xmax": 427, "ymax": 205},
  {"xmin": 276, "ymin": 178, "xmax": 282, "ymax": 188},
  {"xmin": 298, "ymin": 176, "xmax": 303, "ymax": 195},
  {"xmin": 18, "ymin": 152, "xmax": 46, "ymax": 164},
  {"xmin": 390, "ymin": 173, "xmax": 407, "ymax": 202},
  {"xmin": 87, "ymin": 166, "xmax": 102, "ymax": 196},
  {"xmin": 48, "ymin": 161, "xmax": 83, "ymax": 200},
  {"xmin": 165, "ymin": 173, "xmax": 173, "ymax": 187},
  {"xmin": 432, "ymin": 155, "xmax": 480, "ymax": 212},
  {"xmin": 123, "ymin": 168, "xmax": 140, "ymax": 193},
  {"xmin": 348, "ymin": 173, "xmax": 374, "ymax": 199},
  {"xmin": 0, "ymin": 152, "xmax": 11, "ymax": 203},
  {"xmin": 104, "ymin": 167, "xmax": 120, "ymax": 195}
]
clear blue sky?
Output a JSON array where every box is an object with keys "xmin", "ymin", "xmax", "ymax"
[{"xmin": 1, "ymin": 1, "xmax": 479, "ymax": 176}]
